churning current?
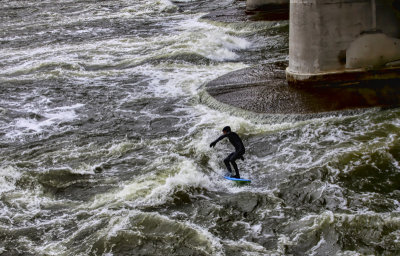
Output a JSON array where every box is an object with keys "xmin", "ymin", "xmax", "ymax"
[{"xmin": 1, "ymin": 0, "xmax": 400, "ymax": 255}]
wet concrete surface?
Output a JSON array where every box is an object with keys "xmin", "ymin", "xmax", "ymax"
[
  {"xmin": 200, "ymin": 1, "xmax": 289, "ymax": 22},
  {"xmin": 205, "ymin": 63, "xmax": 400, "ymax": 114}
]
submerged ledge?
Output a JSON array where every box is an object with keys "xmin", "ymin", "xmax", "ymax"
[
  {"xmin": 200, "ymin": 0, "xmax": 289, "ymax": 22},
  {"xmin": 205, "ymin": 63, "xmax": 400, "ymax": 115}
]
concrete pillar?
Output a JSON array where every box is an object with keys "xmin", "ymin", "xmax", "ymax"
[
  {"xmin": 246, "ymin": 0, "xmax": 289, "ymax": 12},
  {"xmin": 286, "ymin": 0, "xmax": 400, "ymax": 86}
]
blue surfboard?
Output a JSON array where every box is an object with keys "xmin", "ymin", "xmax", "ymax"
[{"xmin": 224, "ymin": 176, "xmax": 251, "ymax": 183}]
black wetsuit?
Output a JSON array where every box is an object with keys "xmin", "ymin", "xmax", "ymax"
[{"xmin": 210, "ymin": 132, "xmax": 245, "ymax": 178}]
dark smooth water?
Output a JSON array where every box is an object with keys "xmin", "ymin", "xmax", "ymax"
[{"xmin": 1, "ymin": 0, "xmax": 400, "ymax": 255}]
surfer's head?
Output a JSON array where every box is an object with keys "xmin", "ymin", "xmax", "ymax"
[{"xmin": 222, "ymin": 126, "xmax": 231, "ymax": 134}]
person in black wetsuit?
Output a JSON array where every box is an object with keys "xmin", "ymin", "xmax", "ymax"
[{"xmin": 210, "ymin": 126, "xmax": 245, "ymax": 178}]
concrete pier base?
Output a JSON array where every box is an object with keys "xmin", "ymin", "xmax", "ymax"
[
  {"xmin": 286, "ymin": 66, "xmax": 400, "ymax": 87},
  {"xmin": 205, "ymin": 64, "xmax": 400, "ymax": 114}
]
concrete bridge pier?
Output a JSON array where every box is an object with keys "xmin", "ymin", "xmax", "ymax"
[{"xmin": 286, "ymin": 0, "xmax": 400, "ymax": 86}]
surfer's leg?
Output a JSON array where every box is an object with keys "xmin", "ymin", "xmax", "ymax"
[
  {"xmin": 229, "ymin": 152, "xmax": 241, "ymax": 178},
  {"xmin": 231, "ymin": 162, "xmax": 240, "ymax": 178},
  {"xmin": 224, "ymin": 153, "xmax": 234, "ymax": 174}
]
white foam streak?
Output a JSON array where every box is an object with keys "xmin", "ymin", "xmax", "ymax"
[
  {"xmin": 134, "ymin": 62, "xmax": 247, "ymax": 98},
  {"xmin": 4, "ymin": 104, "xmax": 84, "ymax": 140},
  {"xmin": 144, "ymin": 160, "xmax": 214, "ymax": 205},
  {"xmin": 0, "ymin": 166, "xmax": 21, "ymax": 194},
  {"xmin": 308, "ymin": 237, "xmax": 327, "ymax": 256},
  {"xmin": 1, "ymin": 15, "xmax": 250, "ymax": 82}
]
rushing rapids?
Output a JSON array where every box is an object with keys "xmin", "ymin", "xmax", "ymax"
[{"xmin": 1, "ymin": 0, "xmax": 400, "ymax": 255}]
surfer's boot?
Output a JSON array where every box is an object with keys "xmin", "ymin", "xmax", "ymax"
[{"xmin": 231, "ymin": 174, "xmax": 240, "ymax": 179}]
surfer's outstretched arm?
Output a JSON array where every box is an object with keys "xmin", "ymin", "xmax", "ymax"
[{"xmin": 210, "ymin": 134, "xmax": 226, "ymax": 148}]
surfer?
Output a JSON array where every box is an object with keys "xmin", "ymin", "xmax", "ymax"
[{"xmin": 210, "ymin": 126, "xmax": 245, "ymax": 178}]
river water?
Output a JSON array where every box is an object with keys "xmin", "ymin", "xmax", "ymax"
[{"xmin": 1, "ymin": 0, "xmax": 400, "ymax": 255}]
